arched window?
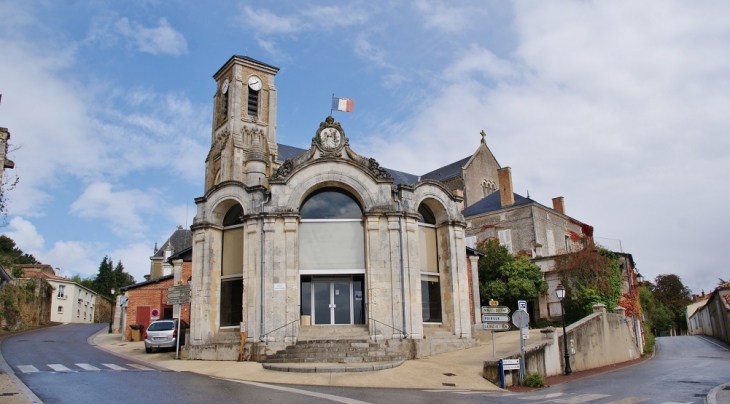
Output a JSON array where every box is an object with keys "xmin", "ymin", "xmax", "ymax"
[
  {"xmin": 220, "ymin": 204, "xmax": 244, "ymax": 327},
  {"xmin": 418, "ymin": 203, "xmax": 442, "ymax": 323},
  {"xmin": 299, "ymin": 188, "xmax": 366, "ymax": 325}
]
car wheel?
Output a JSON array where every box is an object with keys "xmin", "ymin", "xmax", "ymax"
[{"xmin": 145, "ymin": 347, "xmax": 152, "ymax": 353}]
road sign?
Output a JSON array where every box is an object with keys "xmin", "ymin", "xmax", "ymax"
[
  {"xmin": 166, "ymin": 296, "xmax": 191, "ymax": 305},
  {"xmin": 168, "ymin": 285, "xmax": 191, "ymax": 292},
  {"xmin": 489, "ymin": 299, "xmax": 499, "ymax": 306},
  {"xmin": 483, "ymin": 323, "xmax": 510, "ymax": 331},
  {"xmin": 502, "ymin": 359, "xmax": 520, "ymax": 370},
  {"xmin": 521, "ymin": 328, "xmax": 530, "ymax": 340},
  {"xmin": 167, "ymin": 290, "xmax": 192, "ymax": 298},
  {"xmin": 482, "ymin": 306, "xmax": 510, "ymax": 315},
  {"xmin": 518, "ymin": 300, "xmax": 527, "ymax": 312},
  {"xmin": 512, "ymin": 310, "xmax": 529, "ymax": 328},
  {"xmin": 482, "ymin": 314, "xmax": 510, "ymax": 323}
]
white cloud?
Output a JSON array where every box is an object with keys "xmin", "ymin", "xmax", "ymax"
[
  {"xmin": 107, "ymin": 242, "xmax": 154, "ymax": 283},
  {"xmin": 360, "ymin": 1, "xmax": 730, "ymax": 295},
  {"xmin": 69, "ymin": 182, "xmax": 160, "ymax": 238},
  {"xmin": 412, "ymin": 0, "xmax": 487, "ymax": 33},
  {"xmin": 114, "ymin": 17, "xmax": 188, "ymax": 56},
  {"xmin": 241, "ymin": 6, "xmax": 305, "ymax": 35},
  {"xmin": 1, "ymin": 216, "xmax": 44, "ymax": 251},
  {"xmin": 43, "ymin": 240, "xmax": 99, "ymax": 278}
]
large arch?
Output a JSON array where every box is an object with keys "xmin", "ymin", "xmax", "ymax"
[{"xmin": 298, "ymin": 186, "xmax": 367, "ymax": 326}]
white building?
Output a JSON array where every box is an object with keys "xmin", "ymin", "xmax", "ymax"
[{"xmin": 22, "ymin": 265, "xmax": 98, "ymax": 324}]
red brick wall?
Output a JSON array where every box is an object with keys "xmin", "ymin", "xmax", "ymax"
[{"xmin": 124, "ymin": 262, "xmax": 192, "ymax": 340}]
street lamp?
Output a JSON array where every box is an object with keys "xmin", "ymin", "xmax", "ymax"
[
  {"xmin": 108, "ymin": 288, "xmax": 115, "ymax": 333},
  {"xmin": 556, "ymin": 284, "xmax": 572, "ymax": 375},
  {"xmin": 636, "ymin": 273, "xmax": 644, "ymax": 285}
]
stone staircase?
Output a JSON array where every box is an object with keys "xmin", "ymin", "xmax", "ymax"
[{"xmin": 263, "ymin": 325, "xmax": 412, "ymax": 364}]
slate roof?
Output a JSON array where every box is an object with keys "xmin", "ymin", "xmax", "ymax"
[
  {"xmin": 276, "ymin": 143, "xmax": 308, "ymax": 161},
  {"xmin": 421, "ymin": 156, "xmax": 471, "ymax": 182},
  {"xmin": 153, "ymin": 228, "xmax": 192, "ymax": 259},
  {"xmin": 461, "ymin": 191, "xmax": 533, "ymax": 217},
  {"xmin": 121, "ymin": 274, "xmax": 173, "ymax": 291}
]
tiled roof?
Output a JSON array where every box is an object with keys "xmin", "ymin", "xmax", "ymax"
[
  {"xmin": 277, "ymin": 143, "xmax": 308, "ymax": 162},
  {"xmin": 421, "ymin": 156, "xmax": 470, "ymax": 182},
  {"xmin": 22, "ymin": 270, "xmax": 68, "ymax": 281},
  {"xmin": 153, "ymin": 228, "xmax": 192, "ymax": 258},
  {"xmin": 461, "ymin": 191, "xmax": 533, "ymax": 217}
]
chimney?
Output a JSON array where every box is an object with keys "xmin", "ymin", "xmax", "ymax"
[
  {"xmin": 497, "ymin": 167, "xmax": 514, "ymax": 207},
  {"xmin": 552, "ymin": 197, "xmax": 565, "ymax": 215},
  {"xmin": 54, "ymin": 268, "xmax": 60, "ymax": 276}
]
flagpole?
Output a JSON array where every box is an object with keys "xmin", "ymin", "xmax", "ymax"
[{"xmin": 330, "ymin": 93, "xmax": 334, "ymax": 116}]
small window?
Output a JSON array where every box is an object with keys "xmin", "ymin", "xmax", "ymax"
[
  {"xmin": 57, "ymin": 285, "xmax": 66, "ymax": 298},
  {"xmin": 564, "ymin": 234, "xmax": 570, "ymax": 252},
  {"xmin": 498, "ymin": 229, "xmax": 512, "ymax": 253},
  {"xmin": 247, "ymin": 89, "xmax": 259, "ymax": 117},
  {"xmin": 57, "ymin": 306, "xmax": 63, "ymax": 313}
]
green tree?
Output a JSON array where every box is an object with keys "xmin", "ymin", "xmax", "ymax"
[
  {"xmin": 0, "ymin": 235, "xmax": 40, "ymax": 277},
  {"xmin": 652, "ymin": 274, "xmax": 692, "ymax": 333},
  {"xmin": 70, "ymin": 274, "xmax": 94, "ymax": 290},
  {"xmin": 92, "ymin": 256, "xmax": 115, "ymax": 298},
  {"xmin": 553, "ymin": 243, "xmax": 623, "ymax": 323},
  {"xmin": 112, "ymin": 261, "xmax": 135, "ymax": 289},
  {"xmin": 476, "ymin": 239, "xmax": 547, "ymax": 314}
]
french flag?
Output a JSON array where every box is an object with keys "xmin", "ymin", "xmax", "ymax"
[{"xmin": 331, "ymin": 97, "xmax": 354, "ymax": 112}]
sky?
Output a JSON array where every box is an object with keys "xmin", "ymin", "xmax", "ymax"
[{"xmin": 1, "ymin": 1, "xmax": 729, "ymax": 296}]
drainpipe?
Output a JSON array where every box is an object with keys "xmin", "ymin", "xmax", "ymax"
[
  {"xmin": 259, "ymin": 190, "xmax": 271, "ymax": 340},
  {"xmin": 394, "ymin": 190, "xmax": 408, "ymax": 338}
]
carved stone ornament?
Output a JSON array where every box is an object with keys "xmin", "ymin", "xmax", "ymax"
[
  {"xmin": 206, "ymin": 128, "xmax": 230, "ymax": 162},
  {"xmin": 313, "ymin": 116, "xmax": 347, "ymax": 155}
]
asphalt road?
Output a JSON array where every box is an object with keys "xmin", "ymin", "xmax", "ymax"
[{"xmin": 2, "ymin": 325, "xmax": 728, "ymax": 404}]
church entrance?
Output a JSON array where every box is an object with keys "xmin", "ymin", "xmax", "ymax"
[{"xmin": 301, "ymin": 275, "xmax": 365, "ymax": 325}]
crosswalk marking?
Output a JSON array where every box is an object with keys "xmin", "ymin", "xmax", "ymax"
[
  {"xmin": 17, "ymin": 365, "xmax": 38, "ymax": 373},
  {"xmin": 101, "ymin": 363, "xmax": 127, "ymax": 370},
  {"xmin": 521, "ymin": 392, "xmax": 565, "ymax": 400},
  {"xmin": 75, "ymin": 363, "xmax": 100, "ymax": 371},
  {"xmin": 126, "ymin": 364, "xmax": 154, "ymax": 371},
  {"xmin": 47, "ymin": 364, "xmax": 74, "ymax": 372},
  {"xmin": 604, "ymin": 398, "xmax": 648, "ymax": 404},
  {"xmin": 556, "ymin": 394, "xmax": 611, "ymax": 403}
]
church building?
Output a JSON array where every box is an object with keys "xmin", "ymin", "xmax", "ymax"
[{"xmin": 187, "ymin": 56, "xmax": 474, "ymax": 361}]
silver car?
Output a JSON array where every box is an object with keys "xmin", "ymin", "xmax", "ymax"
[{"xmin": 143, "ymin": 319, "xmax": 187, "ymax": 353}]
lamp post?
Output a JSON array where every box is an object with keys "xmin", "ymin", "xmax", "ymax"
[
  {"xmin": 556, "ymin": 284, "xmax": 572, "ymax": 375},
  {"xmin": 108, "ymin": 288, "xmax": 115, "ymax": 333},
  {"xmin": 636, "ymin": 273, "xmax": 644, "ymax": 286}
]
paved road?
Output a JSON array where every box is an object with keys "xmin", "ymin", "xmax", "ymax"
[
  {"xmin": 3, "ymin": 326, "xmax": 728, "ymax": 404},
  {"xmin": 272, "ymin": 336, "xmax": 730, "ymax": 404},
  {"xmin": 1, "ymin": 324, "xmax": 355, "ymax": 404}
]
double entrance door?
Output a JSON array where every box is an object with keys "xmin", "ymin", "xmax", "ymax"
[{"xmin": 302, "ymin": 275, "xmax": 365, "ymax": 325}]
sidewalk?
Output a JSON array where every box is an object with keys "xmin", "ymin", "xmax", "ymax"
[{"xmin": 92, "ymin": 330, "xmax": 522, "ymax": 391}]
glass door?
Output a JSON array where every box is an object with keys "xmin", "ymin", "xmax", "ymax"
[{"xmin": 311, "ymin": 277, "xmax": 354, "ymax": 325}]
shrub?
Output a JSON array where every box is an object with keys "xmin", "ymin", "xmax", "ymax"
[{"xmin": 524, "ymin": 372, "xmax": 545, "ymax": 387}]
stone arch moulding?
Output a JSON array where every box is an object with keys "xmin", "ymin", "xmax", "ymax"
[
  {"xmin": 411, "ymin": 184, "xmax": 462, "ymax": 223},
  {"xmin": 205, "ymin": 193, "xmax": 248, "ymax": 227},
  {"xmin": 281, "ymin": 169, "xmax": 377, "ymax": 213}
]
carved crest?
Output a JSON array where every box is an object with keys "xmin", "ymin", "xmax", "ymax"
[{"xmin": 313, "ymin": 116, "xmax": 347, "ymax": 155}]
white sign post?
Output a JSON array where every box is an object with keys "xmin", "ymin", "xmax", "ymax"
[
  {"xmin": 482, "ymin": 305, "xmax": 512, "ymax": 358},
  {"xmin": 512, "ymin": 307, "xmax": 530, "ymax": 384}
]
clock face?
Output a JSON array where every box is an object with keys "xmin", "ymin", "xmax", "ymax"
[
  {"xmin": 248, "ymin": 76, "xmax": 262, "ymax": 91},
  {"xmin": 321, "ymin": 128, "xmax": 341, "ymax": 149}
]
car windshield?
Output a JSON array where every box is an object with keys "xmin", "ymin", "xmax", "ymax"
[{"xmin": 148, "ymin": 322, "xmax": 175, "ymax": 331}]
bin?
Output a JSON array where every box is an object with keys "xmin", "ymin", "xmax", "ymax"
[{"xmin": 130, "ymin": 324, "xmax": 143, "ymax": 341}]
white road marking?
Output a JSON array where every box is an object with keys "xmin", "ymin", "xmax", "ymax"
[
  {"xmin": 101, "ymin": 363, "xmax": 127, "ymax": 370},
  {"xmin": 47, "ymin": 364, "xmax": 74, "ymax": 372},
  {"xmin": 75, "ymin": 363, "xmax": 100, "ymax": 371},
  {"xmin": 556, "ymin": 394, "xmax": 611, "ymax": 403},
  {"xmin": 522, "ymin": 392, "xmax": 565, "ymax": 400},
  {"xmin": 126, "ymin": 364, "xmax": 154, "ymax": 371},
  {"xmin": 604, "ymin": 398, "xmax": 648, "ymax": 404},
  {"xmin": 219, "ymin": 378, "xmax": 373, "ymax": 404},
  {"xmin": 17, "ymin": 365, "xmax": 38, "ymax": 373},
  {"xmin": 699, "ymin": 336, "xmax": 730, "ymax": 351}
]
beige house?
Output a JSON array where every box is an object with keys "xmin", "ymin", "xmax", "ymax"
[{"xmin": 23, "ymin": 265, "xmax": 97, "ymax": 324}]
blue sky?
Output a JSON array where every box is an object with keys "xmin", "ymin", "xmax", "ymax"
[{"xmin": 1, "ymin": 1, "xmax": 729, "ymax": 296}]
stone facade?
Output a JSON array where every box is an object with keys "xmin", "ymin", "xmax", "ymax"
[{"xmin": 187, "ymin": 56, "xmax": 474, "ymax": 361}]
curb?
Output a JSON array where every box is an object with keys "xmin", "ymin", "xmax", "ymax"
[
  {"xmin": 706, "ymin": 381, "xmax": 730, "ymax": 404},
  {"xmin": 262, "ymin": 360, "xmax": 405, "ymax": 373}
]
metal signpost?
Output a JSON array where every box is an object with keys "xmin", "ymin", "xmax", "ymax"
[
  {"xmin": 482, "ymin": 303, "xmax": 511, "ymax": 358},
  {"xmin": 499, "ymin": 358, "xmax": 520, "ymax": 388},
  {"xmin": 512, "ymin": 308, "xmax": 529, "ymax": 384},
  {"xmin": 166, "ymin": 285, "xmax": 191, "ymax": 359}
]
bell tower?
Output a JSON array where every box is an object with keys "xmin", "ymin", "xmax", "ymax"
[{"xmin": 205, "ymin": 56, "xmax": 280, "ymax": 191}]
